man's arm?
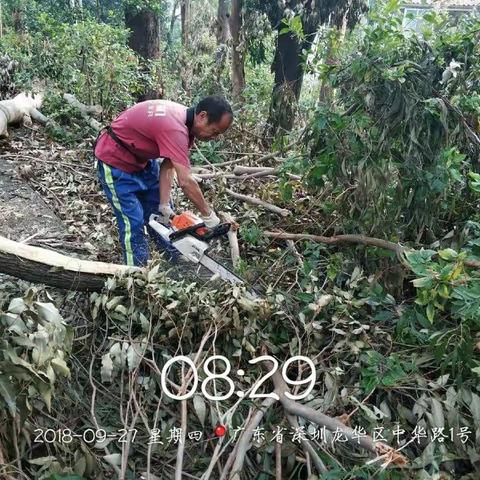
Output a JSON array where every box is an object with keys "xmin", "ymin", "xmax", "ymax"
[
  {"xmin": 159, "ymin": 158, "xmax": 176, "ymax": 205},
  {"xmin": 166, "ymin": 160, "xmax": 212, "ymax": 216}
]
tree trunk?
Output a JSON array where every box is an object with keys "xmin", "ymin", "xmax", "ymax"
[
  {"xmin": 216, "ymin": 0, "xmax": 230, "ymax": 44},
  {"xmin": 12, "ymin": 4, "xmax": 24, "ymax": 33},
  {"xmin": 181, "ymin": 0, "xmax": 190, "ymax": 46},
  {"xmin": 167, "ymin": 0, "xmax": 179, "ymax": 47},
  {"xmin": 0, "ymin": 0, "xmax": 3, "ymax": 38},
  {"xmin": 264, "ymin": 29, "xmax": 305, "ymax": 142},
  {"xmin": 125, "ymin": 6, "xmax": 162, "ymax": 101},
  {"xmin": 215, "ymin": 0, "xmax": 230, "ymax": 85},
  {"xmin": 230, "ymin": 0, "xmax": 245, "ymax": 102},
  {"xmin": 0, "ymin": 236, "xmax": 139, "ymax": 292}
]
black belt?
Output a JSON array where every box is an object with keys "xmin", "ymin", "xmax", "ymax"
[{"xmin": 105, "ymin": 125, "xmax": 143, "ymax": 158}]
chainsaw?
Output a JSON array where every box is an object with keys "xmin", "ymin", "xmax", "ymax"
[{"xmin": 149, "ymin": 211, "xmax": 246, "ymax": 286}]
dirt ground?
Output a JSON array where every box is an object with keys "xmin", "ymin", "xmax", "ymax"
[{"xmin": 0, "ymin": 145, "xmax": 68, "ymax": 242}]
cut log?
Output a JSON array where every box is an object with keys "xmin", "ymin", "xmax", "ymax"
[
  {"xmin": 221, "ymin": 212, "xmax": 240, "ymax": 268},
  {"xmin": 0, "ymin": 91, "xmax": 45, "ymax": 137},
  {"xmin": 0, "ymin": 235, "xmax": 139, "ymax": 291}
]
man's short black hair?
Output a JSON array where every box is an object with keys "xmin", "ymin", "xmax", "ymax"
[{"xmin": 196, "ymin": 95, "xmax": 233, "ymax": 124}]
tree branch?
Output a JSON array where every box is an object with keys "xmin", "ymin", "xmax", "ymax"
[
  {"xmin": 227, "ymin": 397, "xmax": 277, "ymax": 480},
  {"xmin": 272, "ymin": 371, "xmax": 408, "ymax": 467},
  {"xmin": 225, "ymin": 189, "xmax": 291, "ymax": 217}
]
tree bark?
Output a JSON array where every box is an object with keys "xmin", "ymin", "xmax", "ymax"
[
  {"xmin": 264, "ymin": 28, "xmax": 309, "ymax": 142},
  {"xmin": 216, "ymin": 0, "xmax": 230, "ymax": 45},
  {"xmin": 229, "ymin": 0, "xmax": 245, "ymax": 102},
  {"xmin": 125, "ymin": 5, "xmax": 162, "ymax": 101},
  {"xmin": 167, "ymin": 0, "xmax": 179, "ymax": 47},
  {"xmin": 180, "ymin": 0, "xmax": 190, "ymax": 46},
  {"xmin": 215, "ymin": 0, "xmax": 230, "ymax": 84},
  {"xmin": 0, "ymin": 235, "xmax": 139, "ymax": 292}
]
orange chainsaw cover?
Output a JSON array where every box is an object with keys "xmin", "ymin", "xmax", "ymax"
[{"xmin": 171, "ymin": 211, "xmax": 202, "ymax": 230}]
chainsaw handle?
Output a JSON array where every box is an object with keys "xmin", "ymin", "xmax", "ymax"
[{"xmin": 169, "ymin": 222, "xmax": 231, "ymax": 242}]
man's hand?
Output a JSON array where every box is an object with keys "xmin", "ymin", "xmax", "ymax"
[
  {"xmin": 201, "ymin": 210, "xmax": 220, "ymax": 228},
  {"xmin": 158, "ymin": 203, "xmax": 174, "ymax": 225}
]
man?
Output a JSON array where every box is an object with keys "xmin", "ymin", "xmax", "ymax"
[{"xmin": 94, "ymin": 95, "xmax": 233, "ymax": 266}]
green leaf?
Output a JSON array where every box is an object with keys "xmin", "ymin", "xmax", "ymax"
[
  {"xmin": 426, "ymin": 303, "xmax": 435, "ymax": 323},
  {"xmin": 127, "ymin": 342, "xmax": 145, "ymax": 372},
  {"xmin": 412, "ymin": 276, "xmax": 434, "ymax": 289},
  {"xmin": 51, "ymin": 358, "xmax": 70, "ymax": 378},
  {"xmin": 35, "ymin": 302, "xmax": 63, "ymax": 324},
  {"xmin": 28, "ymin": 456, "xmax": 56, "ymax": 466},
  {"xmin": 8, "ymin": 298, "xmax": 27, "ymax": 315},
  {"xmin": 103, "ymin": 453, "xmax": 121, "ymax": 468},
  {"xmin": 36, "ymin": 381, "xmax": 52, "ymax": 412},
  {"xmin": 101, "ymin": 353, "xmax": 113, "ymax": 383},
  {"xmin": 405, "ymin": 250, "xmax": 436, "ymax": 276},
  {"xmin": 0, "ymin": 374, "xmax": 17, "ymax": 416},
  {"xmin": 193, "ymin": 394, "xmax": 206, "ymax": 426},
  {"xmin": 438, "ymin": 248, "xmax": 458, "ymax": 260}
]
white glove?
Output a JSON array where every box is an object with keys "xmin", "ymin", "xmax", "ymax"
[
  {"xmin": 158, "ymin": 203, "xmax": 174, "ymax": 225},
  {"xmin": 201, "ymin": 209, "xmax": 220, "ymax": 228}
]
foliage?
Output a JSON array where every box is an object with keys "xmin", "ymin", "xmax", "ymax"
[
  {"xmin": 299, "ymin": 2, "xmax": 480, "ymax": 241},
  {"xmin": 0, "ymin": 15, "xmax": 143, "ymax": 115},
  {"xmin": 0, "ymin": 289, "xmax": 72, "ymax": 416},
  {"xmin": 402, "ymin": 244, "xmax": 480, "ymax": 381},
  {"xmin": 2, "ymin": 0, "xmax": 480, "ymax": 478}
]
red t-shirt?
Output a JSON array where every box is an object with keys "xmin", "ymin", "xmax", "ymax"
[{"xmin": 95, "ymin": 100, "xmax": 194, "ymax": 173}]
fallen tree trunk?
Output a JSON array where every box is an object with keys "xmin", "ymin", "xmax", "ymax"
[
  {"xmin": 0, "ymin": 235, "xmax": 139, "ymax": 291},
  {"xmin": 0, "ymin": 91, "xmax": 46, "ymax": 137}
]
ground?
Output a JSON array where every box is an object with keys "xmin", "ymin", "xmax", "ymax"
[
  {"xmin": 0, "ymin": 140, "xmax": 67, "ymax": 243},
  {"xmin": 0, "ymin": 125, "xmax": 119, "ymax": 262}
]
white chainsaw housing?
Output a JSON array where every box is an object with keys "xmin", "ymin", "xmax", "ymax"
[
  {"xmin": 149, "ymin": 214, "xmax": 254, "ymax": 292},
  {"xmin": 149, "ymin": 214, "xmax": 209, "ymax": 264}
]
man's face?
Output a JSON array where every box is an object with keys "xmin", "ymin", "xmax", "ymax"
[{"xmin": 193, "ymin": 111, "xmax": 233, "ymax": 141}]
